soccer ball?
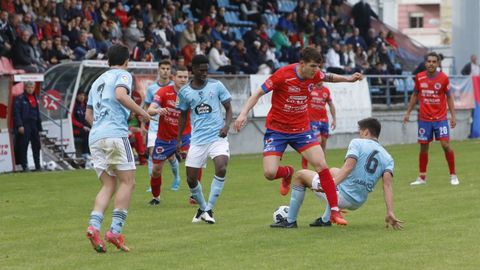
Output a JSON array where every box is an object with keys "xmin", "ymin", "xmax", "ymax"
[
  {"xmin": 273, "ymin": 205, "xmax": 289, "ymax": 223},
  {"xmin": 84, "ymin": 159, "xmax": 94, "ymax": 170},
  {"xmin": 46, "ymin": 161, "xmax": 58, "ymax": 171}
]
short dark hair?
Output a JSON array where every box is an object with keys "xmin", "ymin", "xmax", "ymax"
[
  {"xmin": 107, "ymin": 44, "xmax": 129, "ymax": 66},
  {"xmin": 171, "ymin": 65, "xmax": 188, "ymax": 75},
  {"xmin": 300, "ymin": 47, "xmax": 323, "ymax": 63},
  {"xmin": 358, "ymin": 117, "xmax": 381, "ymax": 138},
  {"xmin": 159, "ymin": 59, "xmax": 171, "ymax": 67},
  {"xmin": 191, "ymin": 54, "xmax": 209, "ymax": 67},
  {"xmin": 426, "ymin": 52, "xmax": 440, "ymax": 62}
]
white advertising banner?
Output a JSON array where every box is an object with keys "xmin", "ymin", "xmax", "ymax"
[
  {"xmin": 249, "ymin": 74, "xmax": 271, "ymax": 117},
  {"xmin": 248, "ymin": 75, "xmax": 372, "ymax": 133},
  {"xmin": 324, "ymin": 79, "xmax": 372, "ymax": 133},
  {"xmin": 0, "ymin": 131, "xmax": 14, "ymax": 173}
]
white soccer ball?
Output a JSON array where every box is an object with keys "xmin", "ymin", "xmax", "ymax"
[
  {"xmin": 273, "ymin": 205, "xmax": 289, "ymax": 223},
  {"xmin": 84, "ymin": 159, "xmax": 94, "ymax": 170},
  {"xmin": 46, "ymin": 161, "xmax": 58, "ymax": 171}
]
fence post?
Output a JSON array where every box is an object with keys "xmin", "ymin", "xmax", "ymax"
[{"xmin": 386, "ymin": 79, "xmax": 391, "ymax": 109}]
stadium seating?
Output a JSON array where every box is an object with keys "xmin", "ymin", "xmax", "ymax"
[{"xmin": 277, "ymin": 1, "xmax": 297, "ymax": 13}]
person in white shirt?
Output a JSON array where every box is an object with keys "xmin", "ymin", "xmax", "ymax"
[{"xmin": 208, "ymin": 40, "xmax": 236, "ymax": 74}]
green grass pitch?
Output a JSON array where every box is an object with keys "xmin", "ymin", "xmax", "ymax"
[{"xmin": 1, "ymin": 140, "xmax": 479, "ymax": 270}]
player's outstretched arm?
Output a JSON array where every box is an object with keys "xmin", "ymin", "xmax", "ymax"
[
  {"xmin": 403, "ymin": 92, "xmax": 418, "ymax": 124},
  {"xmin": 234, "ymin": 88, "xmax": 265, "ymax": 132},
  {"xmin": 147, "ymin": 102, "xmax": 168, "ymax": 116},
  {"xmin": 115, "ymin": 87, "xmax": 152, "ymax": 121},
  {"xmin": 220, "ymin": 101, "xmax": 233, "ymax": 138},
  {"xmin": 325, "ymin": 72, "xmax": 363, "ymax": 83},
  {"xmin": 382, "ymin": 172, "xmax": 404, "ymax": 230},
  {"xmin": 446, "ymin": 94, "xmax": 456, "ymax": 128}
]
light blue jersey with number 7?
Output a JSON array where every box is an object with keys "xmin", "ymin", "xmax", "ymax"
[
  {"xmin": 338, "ymin": 138, "xmax": 394, "ymax": 206},
  {"xmin": 87, "ymin": 69, "xmax": 133, "ymax": 145}
]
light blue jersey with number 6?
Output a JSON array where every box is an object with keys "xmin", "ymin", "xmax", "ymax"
[
  {"xmin": 87, "ymin": 69, "xmax": 133, "ymax": 145},
  {"xmin": 338, "ymin": 138, "xmax": 394, "ymax": 206}
]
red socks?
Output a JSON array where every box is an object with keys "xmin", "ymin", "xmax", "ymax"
[
  {"xmin": 274, "ymin": 166, "xmax": 292, "ymax": 179},
  {"xmin": 318, "ymin": 168, "xmax": 338, "ymax": 209},
  {"xmin": 444, "ymin": 150, "xmax": 456, "ymax": 175},
  {"xmin": 419, "ymin": 152, "xmax": 428, "ymax": 180},
  {"xmin": 150, "ymin": 175, "xmax": 162, "ymax": 198},
  {"xmin": 301, "ymin": 157, "xmax": 308, "ymax": 169}
]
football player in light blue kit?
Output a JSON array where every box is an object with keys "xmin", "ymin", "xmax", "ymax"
[
  {"xmin": 177, "ymin": 55, "xmax": 233, "ymax": 224},
  {"xmin": 85, "ymin": 44, "xmax": 152, "ymax": 252},
  {"xmin": 144, "ymin": 60, "xmax": 181, "ymax": 190},
  {"xmin": 271, "ymin": 118, "xmax": 403, "ymax": 229}
]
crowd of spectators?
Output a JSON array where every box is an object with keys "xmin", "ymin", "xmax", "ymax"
[{"xmin": 0, "ymin": 0, "xmax": 401, "ymax": 75}]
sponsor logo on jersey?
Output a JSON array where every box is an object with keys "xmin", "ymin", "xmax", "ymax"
[
  {"xmin": 420, "ymin": 83, "xmax": 428, "ymax": 88},
  {"xmin": 194, "ymin": 103, "xmax": 212, "ymax": 115},
  {"xmin": 287, "ymin": 86, "xmax": 301, "ymax": 93},
  {"xmin": 289, "ymin": 95, "xmax": 308, "ymax": 101},
  {"xmin": 308, "ymin": 83, "xmax": 314, "ymax": 92}
]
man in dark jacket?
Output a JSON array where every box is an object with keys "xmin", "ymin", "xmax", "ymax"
[
  {"xmin": 12, "ymin": 31, "xmax": 41, "ymax": 73},
  {"xmin": 13, "ymin": 81, "xmax": 43, "ymax": 171}
]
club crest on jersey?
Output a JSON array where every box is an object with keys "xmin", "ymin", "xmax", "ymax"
[
  {"xmin": 121, "ymin": 75, "xmax": 129, "ymax": 84},
  {"xmin": 155, "ymin": 146, "xmax": 164, "ymax": 154},
  {"xmin": 434, "ymin": 83, "xmax": 442, "ymax": 90},
  {"xmin": 322, "ymin": 93, "xmax": 328, "ymax": 98},
  {"xmin": 288, "ymin": 86, "xmax": 301, "ymax": 93},
  {"xmin": 308, "ymin": 83, "xmax": 314, "ymax": 92},
  {"xmin": 194, "ymin": 103, "xmax": 212, "ymax": 115}
]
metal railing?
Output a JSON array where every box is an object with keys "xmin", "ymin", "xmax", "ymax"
[
  {"xmin": 39, "ymin": 89, "xmax": 71, "ymax": 159},
  {"xmin": 364, "ymin": 75, "xmax": 470, "ymax": 109}
]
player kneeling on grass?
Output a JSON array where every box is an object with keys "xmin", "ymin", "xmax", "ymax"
[
  {"xmin": 271, "ymin": 118, "xmax": 403, "ymax": 229},
  {"xmin": 146, "ymin": 66, "xmax": 191, "ymax": 205},
  {"xmin": 85, "ymin": 44, "xmax": 153, "ymax": 252}
]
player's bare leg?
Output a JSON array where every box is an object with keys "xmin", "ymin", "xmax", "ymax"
[
  {"xmin": 412, "ymin": 143, "xmax": 429, "ymax": 185},
  {"xmin": 320, "ymin": 136, "xmax": 327, "ymax": 153},
  {"xmin": 263, "ymin": 155, "xmax": 293, "ymax": 196},
  {"xmin": 302, "ymin": 145, "xmax": 347, "ymax": 225},
  {"xmin": 149, "ymin": 160, "xmax": 165, "ymax": 205},
  {"xmin": 440, "ymin": 140, "xmax": 458, "ymax": 185}
]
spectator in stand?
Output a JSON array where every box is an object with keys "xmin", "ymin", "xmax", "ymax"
[
  {"xmin": 52, "ymin": 35, "xmax": 73, "ymax": 61},
  {"xmin": 385, "ymin": 30, "xmax": 397, "ymax": 50},
  {"xmin": 378, "ymin": 45, "xmax": 399, "ymax": 74},
  {"xmin": 114, "ymin": 2, "xmax": 129, "ymax": 28},
  {"xmin": 375, "ymin": 30, "xmax": 387, "ymax": 49},
  {"xmin": 271, "ymin": 26, "xmax": 292, "ymax": 61},
  {"xmin": 34, "ymin": 0, "xmax": 51, "ymax": 18},
  {"xmin": 56, "ymin": 0, "xmax": 72, "ymax": 26},
  {"xmin": 366, "ymin": 61, "xmax": 388, "ymax": 90},
  {"xmin": 72, "ymin": 90, "xmax": 90, "ymax": 159},
  {"xmin": 347, "ymin": 27, "xmax": 367, "ymax": 50},
  {"xmin": 13, "ymin": 30, "xmax": 41, "ymax": 73},
  {"xmin": 58, "ymin": 35, "xmax": 75, "ymax": 60},
  {"xmin": 461, "ymin": 54, "xmax": 480, "ymax": 76},
  {"xmin": 208, "ymin": 39, "xmax": 236, "ymax": 74},
  {"xmin": 230, "ymin": 39, "xmax": 257, "ymax": 74},
  {"xmin": 0, "ymin": 11, "xmax": 13, "ymax": 57},
  {"xmin": 216, "ymin": 7, "xmax": 227, "ymax": 26},
  {"xmin": 199, "ymin": 5, "xmax": 217, "ymax": 28},
  {"xmin": 179, "ymin": 20, "xmax": 196, "ymax": 50},
  {"xmin": 367, "ymin": 43, "xmax": 379, "ymax": 67},
  {"xmin": 340, "ymin": 42, "xmax": 355, "ymax": 73},
  {"xmin": 240, "ymin": 0, "xmax": 260, "ymax": 24},
  {"xmin": 277, "ymin": 13, "xmax": 296, "ymax": 33},
  {"xmin": 365, "ymin": 28, "xmax": 376, "ymax": 48},
  {"xmin": 211, "ymin": 23, "xmax": 234, "ymax": 50},
  {"xmin": 91, "ymin": 19, "xmax": 110, "ymax": 54},
  {"xmin": 18, "ymin": 13, "xmax": 34, "ymax": 36},
  {"xmin": 97, "ymin": 1, "xmax": 111, "ymax": 24},
  {"xmin": 13, "ymin": 81, "xmax": 43, "ymax": 172},
  {"xmin": 73, "ymin": 30, "xmax": 97, "ymax": 60},
  {"xmin": 108, "ymin": 19, "xmax": 122, "ymax": 42},
  {"xmin": 123, "ymin": 18, "xmax": 145, "ymax": 53},
  {"xmin": 354, "ymin": 45, "xmax": 370, "ymax": 72},
  {"xmin": 326, "ymin": 40, "xmax": 345, "ymax": 74},
  {"xmin": 351, "ymin": 0, "xmax": 378, "ymax": 38},
  {"xmin": 43, "ymin": 16, "xmax": 62, "ymax": 40},
  {"xmin": 40, "ymin": 38, "xmax": 58, "ymax": 65},
  {"xmin": 132, "ymin": 38, "xmax": 154, "ymax": 61}
]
